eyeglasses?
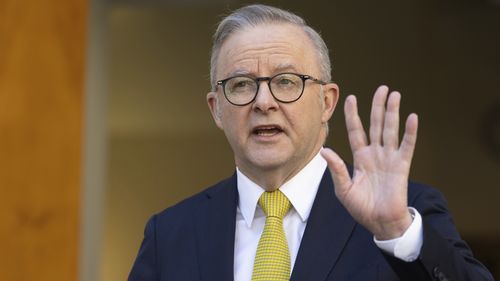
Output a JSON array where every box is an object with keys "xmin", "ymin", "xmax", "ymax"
[{"xmin": 216, "ymin": 72, "xmax": 327, "ymax": 106}]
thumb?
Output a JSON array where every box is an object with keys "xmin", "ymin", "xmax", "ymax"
[{"xmin": 320, "ymin": 147, "xmax": 352, "ymax": 196}]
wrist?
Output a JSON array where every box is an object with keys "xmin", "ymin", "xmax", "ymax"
[{"xmin": 373, "ymin": 211, "xmax": 413, "ymax": 240}]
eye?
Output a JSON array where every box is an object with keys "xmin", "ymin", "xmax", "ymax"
[
  {"xmin": 278, "ymin": 78, "xmax": 294, "ymax": 85},
  {"xmin": 233, "ymin": 80, "xmax": 252, "ymax": 88},
  {"xmin": 273, "ymin": 74, "xmax": 300, "ymax": 88},
  {"xmin": 226, "ymin": 77, "xmax": 255, "ymax": 93}
]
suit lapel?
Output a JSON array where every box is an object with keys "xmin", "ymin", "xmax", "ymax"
[
  {"xmin": 195, "ymin": 174, "xmax": 238, "ymax": 281},
  {"xmin": 290, "ymin": 170, "xmax": 357, "ymax": 281}
]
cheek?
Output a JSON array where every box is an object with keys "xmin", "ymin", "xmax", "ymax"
[
  {"xmin": 283, "ymin": 110, "xmax": 308, "ymax": 138},
  {"xmin": 289, "ymin": 106, "xmax": 323, "ymax": 136},
  {"xmin": 221, "ymin": 109, "xmax": 247, "ymax": 136}
]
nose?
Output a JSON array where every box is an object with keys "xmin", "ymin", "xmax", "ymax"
[{"xmin": 252, "ymin": 81, "xmax": 279, "ymax": 113}]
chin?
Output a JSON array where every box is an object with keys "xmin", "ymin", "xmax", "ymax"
[{"xmin": 246, "ymin": 149, "xmax": 291, "ymax": 171}]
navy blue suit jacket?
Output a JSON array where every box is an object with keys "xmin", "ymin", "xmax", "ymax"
[{"xmin": 128, "ymin": 170, "xmax": 493, "ymax": 281}]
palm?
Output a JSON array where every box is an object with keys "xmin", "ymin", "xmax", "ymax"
[
  {"xmin": 321, "ymin": 86, "xmax": 418, "ymax": 239},
  {"xmin": 345, "ymin": 145, "xmax": 410, "ymax": 228}
]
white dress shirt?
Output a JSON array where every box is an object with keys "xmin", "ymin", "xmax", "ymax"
[{"xmin": 233, "ymin": 151, "xmax": 423, "ymax": 281}]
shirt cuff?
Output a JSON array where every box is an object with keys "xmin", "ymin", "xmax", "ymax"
[{"xmin": 373, "ymin": 207, "xmax": 423, "ymax": 262}]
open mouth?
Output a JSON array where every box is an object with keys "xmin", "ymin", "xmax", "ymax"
[{"xmin": 252, "ymin": 125, "xmax": 284, "ymax": 136}]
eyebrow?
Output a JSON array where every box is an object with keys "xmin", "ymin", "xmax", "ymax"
[
  {"xmin": 231, "ymin": 69, "xmax": 252, "ymax": 76},
  {"xmin": 273, "ymin": 63, "xmax": 299, "ymax": 73},
  {"xmin": 224, "ymin": 63, "xmax": 300, "ymax": 78}
]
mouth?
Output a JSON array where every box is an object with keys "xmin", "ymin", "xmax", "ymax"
[{"xmin": 252, "ymin": 125, "xmax": 284, "ymax": 137}]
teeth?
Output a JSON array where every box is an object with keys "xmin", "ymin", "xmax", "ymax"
[
  {"xmin": 257, "ymin": 130, "xmax": 274, "ymax": 136},
  {"xmin": 255, "ymin": 127, "xmax": 281, "ymax": 136}
]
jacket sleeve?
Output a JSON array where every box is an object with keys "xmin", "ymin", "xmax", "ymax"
[
  {"xmin": 382, "ymin": 185, "xmax": 494, "ymax": 281},
  {"xmin": 128, "ymin": 215, "xmax": 159, "ymax": 281}
]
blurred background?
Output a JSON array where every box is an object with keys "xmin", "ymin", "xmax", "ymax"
[{"xmin": 1, "ymin": 0, "xmax": 499, "ymax": 280}]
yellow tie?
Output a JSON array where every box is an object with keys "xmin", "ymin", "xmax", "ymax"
[{"xmin": 252, "ymin": 190, "xmax": 292, "ymax": 281}]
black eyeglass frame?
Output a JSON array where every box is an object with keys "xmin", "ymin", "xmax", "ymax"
[{"xmin": 216, "ymin": 72, "xmax": 328, "ymax": 106}]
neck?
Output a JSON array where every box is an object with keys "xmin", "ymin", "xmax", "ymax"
[{"xmin": 237, "ymin": 147, "xmax": 322, "ymax": 191}]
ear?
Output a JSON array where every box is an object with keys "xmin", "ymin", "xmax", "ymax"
[
  {"xmin": 207, "ymin": 91, "xmax": 224, "ymax": 130},
  {"xmin": 321, "ymin": 83, "xmax": 340, "ymax": 123}
]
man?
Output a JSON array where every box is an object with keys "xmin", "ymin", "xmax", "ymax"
[{"xmin": 129, "ymin": 4, "xmax": 493, "ymax": 281}]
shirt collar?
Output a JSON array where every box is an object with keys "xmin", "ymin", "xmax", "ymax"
[{"xmin": 236, "ymin": 150, "xmax": 327, "ymax": 227}]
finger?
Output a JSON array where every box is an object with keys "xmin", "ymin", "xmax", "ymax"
[
  {"xmin": 400, "ymin": 113, "xmax": 418, "ymax": 161},
  {"xmin": 344, "ymin": 95, "xmax": 368, "ymax": 152},
  {"xmin": 369, "ymin": 86, "xmax": 389, "ymax": 145},
  {"xmin": 382, "ymin": 91, "xmax": 401, "ymax": 149},
  {"xmin": 321, "ymin": 147, "xmax": 352, "ymax": 196}
]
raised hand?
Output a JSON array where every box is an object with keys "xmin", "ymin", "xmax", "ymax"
[{"xmin": 321, "ymin": 85, "xmax": 418, "ymax": 240}]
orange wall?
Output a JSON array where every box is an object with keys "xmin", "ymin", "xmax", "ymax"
[{"xmin": 0, "ymin": 0, "xmax": 87, "ymax": 280}]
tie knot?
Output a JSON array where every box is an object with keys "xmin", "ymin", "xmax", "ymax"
[{"xmin": 258, "ymin": 190, "xmax": 291, "ymax": 219}]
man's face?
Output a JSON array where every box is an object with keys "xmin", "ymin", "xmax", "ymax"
[{"xmin": 207, "ymin": 23, "xmax": 339, "ymax": 187}]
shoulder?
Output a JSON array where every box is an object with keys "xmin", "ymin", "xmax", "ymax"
[
  {"xmin": 151, "ymin": 173, "xmax": 237, "ymax": 226},
  {"xmin": 406, "ymin": 180, "xmax": 459, "ymax": 238},
  {"xmin": 407, "ymin": 180, "xmax": 449, "ymax": 211}
]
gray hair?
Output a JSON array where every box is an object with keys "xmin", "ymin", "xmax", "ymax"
[{"xmin": 210, "ymin": 4, "xmax": 332, "ymax": 90}]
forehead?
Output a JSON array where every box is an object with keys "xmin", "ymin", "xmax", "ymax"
[{"xmin": 216, "ymin": 23, "xmax": 319, "ymax": 78}]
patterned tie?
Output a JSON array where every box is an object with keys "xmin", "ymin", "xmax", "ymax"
[{"xmin": 252, "ymin": 190, "xmax": 292, "ymax": 281}]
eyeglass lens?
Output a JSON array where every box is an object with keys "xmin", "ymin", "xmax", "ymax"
[{"xmin": 224, "ymin": 73, "xmax": 304, "ymax": 105}]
